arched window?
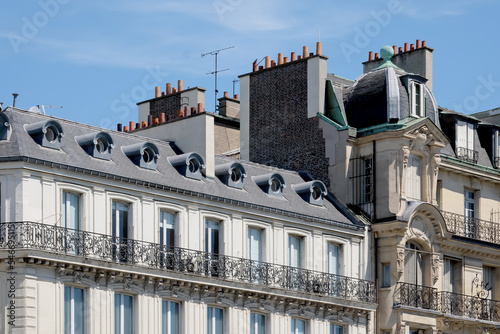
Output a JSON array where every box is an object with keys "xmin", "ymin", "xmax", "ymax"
[{"xmin": 404, "ymin": 242, "xmax": 424, "ymax": 285}]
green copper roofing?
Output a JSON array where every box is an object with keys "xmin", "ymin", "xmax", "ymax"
[
  {"xmin": 324, "ymin": 80, "xmax": 347, "ymax": 126},
  {"xmin": 317, "ymin": 113, "xmax": 350, "ymax": 131},
  {"xmin": 371, "ymin": 45, "xmax": 402, "ymax": 71},
  {"xmin": 356, "ymin": 117, "xmax": 425, "ymax": 137}
]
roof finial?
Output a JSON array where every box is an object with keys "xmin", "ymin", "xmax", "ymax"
[{"xmin": 371, "ymin": 45, "xmax": 401, "ymax": 71}]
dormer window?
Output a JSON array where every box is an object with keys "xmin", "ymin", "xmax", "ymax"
[
  {"xmin": 215, "ymin": 162, "xmax": 247, "ymax": 189},
  {"xmin": 76, "ymin": 132, "xmax": 114, "ymax": 160},
  {"xmin": 122, "ymin": 142, "xmax": 160, "ymax": 170},
  {"xmin": 292, "ymin": 180, "xmax": 328, "ymax": 206},
  {"xmin": 253, "ymin": 173, "xmax": 286, "ymax": 197},
  {"xmin": 168, "ymin": 152, "xmax": 205, "ymax": 180},
  {"xmin": 410, "ymin": 81, "xmax": 425, "ymax": 117},
  {"xmin": 456, "ymin": 120, "xmax": 477, "ymax": 163},
  {"xmin": 25, "ymin": 120, "xmax": 64, "ymax": 149},
  {"xmin": 494, "ymin": 130, "xmax": 500, "ymax": 168},
  {"xmin": 0, "ymin": 113, "xmax": 11, "ymax": 140}
]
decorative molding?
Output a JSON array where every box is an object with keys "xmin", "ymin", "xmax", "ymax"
[
  {"xmin": 432, "ymin": 255, "xmax": 439, "ymax": 284},
  {"xmin": 397, "ymin": 248, "xmax": 405, "ymax": 278},
  {"xmin": 402, "ymin": 146, "xmax": 410, "ymax": 169},
  {"xmin": 409, "ymin": 126, "xmax": 434, "ymax": 152}
]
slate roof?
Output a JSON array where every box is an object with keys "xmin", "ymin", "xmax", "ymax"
[{"xmin": 0, "ymin": 107, "xmax": 358, "ymax": 229}]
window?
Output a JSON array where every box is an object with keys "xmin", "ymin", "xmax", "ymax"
[
  {"xmin": 483, "ymin": 266, "xmax": 495, "ymax": 299},
  {"xmin": 456, "ymin": 120, "xmax": 477, "ymax": 163},
  {"xmin": 382, "ymin": 263, "xmax": 391, "ymax": 288},
  {"xmin": 162, "ymin": 300, "xmax": 180, "ymax": 334},
  {"xmin": 250, "ymin": 313, "xmax": 266, "ymax": 334},
  {"xmin": 411, "ymin": 81, "xmax": 425, "ymax": 117},
  {"xmin": 464, "ymin": 190, "xmax": 475, "ymax": 238},
  {"xmin": 349, "ymin": 156, "xmax": 373, "ymax": 218},
  {"xmin": 289, "ymin": 235, "xmax": 303, "ymax": 268},
  {"xmin": 207, "ymin": 306, "xmax": 223, "ymax": 334},
  {"xmin": 205, "ymin": 219, "xmax": 221, "ymax": 276},
  {"xmin": 404, "ymin": 242, "xmax": 423, "ymax": 285},
  {"xmin": 248, "ymin": 227, "xmax": 263, "ymax": 262},
  {"xmin": 444, "ymin": 258, "xmax": 462, "ymax": 293},
  {"xmin": 291, "ymin": 318, "xmax": 306, "ymax": 334},
  {"xmin": 160, "ymin": 211, "xmax": 176, "ymax": 249},
  {"xmin": 63, "ymin": 191, "xmax": 81, "ymax": 254},
  {"xmin": 112, "ymin": 201, "xmax": 130, "ymax": 261},
  {"xmin": 64, "ymin": 286, "xmax": 84, "ymax": 334},
  {"xmin": 406, "ymin": 154, "xmax": 422, "ymax": 200},
  {"xmin": 327, "ymin": 243, "xmax": 342, "ymax": 275},
  {"xmin": 330, "ymin": 324, "xmax": 344, "ymax": 334},
  {"xmin": 114, "ymin": 293, "xmax": 133, "ymax": 334}
]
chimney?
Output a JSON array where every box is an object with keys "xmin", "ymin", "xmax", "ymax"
[
  {"xmin": 178, "ymin": 80, "xmax": 183, "ymax": 92},
  {"xmin": 166, "ymin": 83, "xmax": 172, "ymax": 95},
  {"xmin": 278, "ymin": 53, "xmax": 284, "ymax": 65},
  {"xmin": 129, "ymin": 121, "xmax": 135, "ymax": 131},
  {"xmin": 155, "ymin": 87, "xmax": 161, "ymax": 98},
  {"xmin": 291, "ymin": 52, "xmax": 296, "ymax": 61},
  {"xmin": 218, "ymin": 94, "xmax": 240, "ymax": 118},
  {"xmin": 303, "ymin": 46, "xmax": 308, "ymax": 58},
  {"xmin": 12, "ymin": 93, "xmax": 18, "ymax": 108},
  {"xmin": 117, "ymin": 123, "xmax": 122, "ymax": 132},
  {"xmin": 362, "ymin": 41, "xmax": 434, "ymax": 90},
  {"xmin": 369, "ymin": 51, "xmax": 373, "ymax": 61},
  {"xmin": 265, "ymin": 56, "xmax": 271, "ymax": 68},
  {"xmin": 316, "ymin": 41, "xmax": 322, "ymax": 55}
]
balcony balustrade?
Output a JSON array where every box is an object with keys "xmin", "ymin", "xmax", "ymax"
[
  {"xmin": 0, "ymin": 222, "xmax": 376, "ymax": 303},
  {"xmin": 439, "ymin": 291, "xmax": 500, "ymax": 322},
  {"xmin": 456, "ymin": 147, "xmax": 478, "ymax": 164},
  {"xmin": 395, "ymin": 282, "xmax": 439, "ymax": 310},
  {"xmin": 441, "ymin": 211, "xmax": 500, "ymax": 243}
]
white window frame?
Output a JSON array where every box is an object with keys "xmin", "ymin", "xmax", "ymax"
[
  {"xmin": 155, "ymin": 202, "xmax": 186, "ymax": 247},
  {"xmin": 200, "ymin": 211, "xmax": 228, "ymax": 255},
  {"xmin": 159, "ymin": 210, "xmax": 177, "ymax": 248},
  {"xmin": 330, "ymin": 324, "xmax": 346, "ymax": 334},
  {"xmin": 250, "ymin": 312, "xmax": 267, "ymax": 334},
  {"xmin": 107, "ymin": 192, "xmax": 137, "ymax": 239},
  {"xmin": 114, "ymin": 293, "xmax": 134, "ymax": 334},
  {"xmin": 207, "ymin": 306, "xmax": 224, "ymax": 334},
  {"xmin": 410, "ymin": 81, "xmax": 425, "ymax": 117},
  {"xmin": 456, "ymin": 120, "xmax": 475, "ymax": 151},
  {"xmin": 245, "ymin": 220, "xmax": 271, "ymax": 263},
  {"xmin": 323, "ymin": 235, "xmax": 348, "ymax": 276},
  {"xmin": 64, "ymin": 286, "xmax": 85, "ymax": 334},
  {"xmin": 162, "ymin": 299, "xmax": 180, "ymax": 334},
  {"xmin": 291, "ymin": 317, "xmax": 307, "ymax": 334},
  {"xmin": 57, "ymin": 183, "xmax": 90, "ymax": 230},
  {"xmin": 443, "ymin": 257, "xmax": 462, "ymax": 293},
  {"xmin": 285, "ymin": 228, "xmax": 310, "ymax": 269}
]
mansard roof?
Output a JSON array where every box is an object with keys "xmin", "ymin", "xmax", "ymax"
[{"xmin": 0, "ymin": 107, "xmax": 358, "ymax": 229}]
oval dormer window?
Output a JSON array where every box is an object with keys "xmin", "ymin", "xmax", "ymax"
[
  {"xmin": 122, "ymin": 142, "xmax": 160, "ymax": 170},
  {"xmin": 143, "ymin": 147, "xmax": 155, "ymax": 164},
  {"xmin": 76, "ymin": 132, "xmax": 114, "ymax": 160},
  {"xmin": 271, "ymin": 177, "xmax": 282, "ymax": 193},
  {"xmin": 25, "ymin": 120, "xmax": 64, "ymax": 149},
  {"xmin": 312, "ymin": 185, "xmax": 323, "ymax": 200},
  {"xmin": 252, "ymin": 173, "xmax": 286, "ymax": 197},
  {"xmin": 168, "ymin": 152, "xmax": 205, "ymax": 180},
  {"xmin": 291, "ymin": 180, "xmax": 327, "ymax": 206},
  {"xmin": 214, "ymin": 161, "xmax": 247, "ymax": 189}
]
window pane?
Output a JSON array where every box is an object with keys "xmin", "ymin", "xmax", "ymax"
[
  {"xmin": 74, "ymin": 288, "xmax": 84, "ymax": 334},
  {"xmin": 328, "ymin": 243, "xmax": 340, "ymax": 275},
  {"xmin": 382, "ymin": 263, "xmax": 390, "ymax": 287},
  {"xmin": 207, "ymin": 307, "xmax": 213, "ymax": 334},
  {"xmin": 123, "ymin": 295, "xmax": 133, "ymax": 334},
  {"xmin": 248, "ymin": 228, "xmax": 262, "ymax": 262},
  {"xmin": 251, "ymin": 313, "xmax": 266, "ymax": 334},
  {"xmin": 289, "ymin": 236, "xmax": 301, "ymax": 268},
  {"xmin": 160, "ymin": 211, "xmax": 175, "ymax": 248},
  {"xmin": 292, "ymin": 318, "xmax": 305, "ymax": 334},
  {"xmin": 215, "ymin": 308, "xmax": 223, "ymax": 334},
  {"xmin": 114, "ymin": 294, "xmax": 121, "ymax": 334},
  {"xmin": 170, "ymin": 302, "xmax": 179, "ymax": 334},
  {"xmin": 63, "ymin": 192, "xmax": 80, "ymax": 230},
  {"xmin": 64, "ymin": 287, "xmax": 71, "ymax": 334}
]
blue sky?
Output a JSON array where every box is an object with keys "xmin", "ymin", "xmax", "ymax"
[{"xmin": 1, "ymin": 0, "xmax": 500, "ymax": 128}]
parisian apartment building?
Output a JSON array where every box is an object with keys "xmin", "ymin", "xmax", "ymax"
[{"xmin": 0, "ymin": 39, "xmax": 499, "ymax": 334}]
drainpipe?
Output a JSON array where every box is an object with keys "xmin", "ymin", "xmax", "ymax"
[{"xmin": 373, "ymin": 141, "xmax": 377, "ymax": 221}]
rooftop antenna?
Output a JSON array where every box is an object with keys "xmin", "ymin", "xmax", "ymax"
[
  {"xmin": 202, "ymin": 46, "xmax": 234, "ymax": 112},
  {"xmin": 232, "ymin": 79, "xmax": 239, "ymax": 97},
  {"xmin": 12, "ymin": 93, "xmax": 19, "ymax": 108},
  {"xmin": 38, "ymin": 105, "xmax": 63, "ymax": 115}
]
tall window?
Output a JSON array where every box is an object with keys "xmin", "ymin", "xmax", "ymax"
[
  {"xmin": 207, "ymin": 306, "xmax": 223, "ymax": 334},
  {"xmin": 483, "ymin": 266, "xmax": 495, "ymax": 299},
  {"xmin": 162, "ymin": 300, "xmax": 179, "ymax": 334},
  {"xmin": 382, "ymin": 263, "xmax": 391, "ymax": 288},
  {"xmin": 291, "ymin": 318, "xmax": 306, "ymax": 334},
  {"xmin": 64, "ymin": 286, "xmax": 84, "ymax": 334},
  {"xmin": 330, "ymin": 324, "xmax": 344, "ymax": 334},
  {"xmin": 205, "ymin": 219, "xmax": 220, "ymax": 255},
  {"xmin": 112, "ymin": 201, "xmax": 130, "ymax": 261},
  {"xmin": 327, "ymin": 243, "xmax": 342, "ymax": 275},
  {"xmin": 63, "ymin": 192, "xmax": 81, "ymax": 254},
  {"xmin": 63, "ymin": 192, "xmax": 81, "ymax": 230},
  {"xmin": 250, "ymin": 312, "xmax": 266, "ymax": 334},
  {"xmin": 114, "ymin": 293, "xmax": 133, "ymax": 334},
  {"xmin": 411, "ymin": 81, "xmax": 425, "ymax": 117},
  {"xmin": 456, "ymin": 120, "xmax": 476, "ymax": 163},
  {"xmin": 444, "ymin": 258, "xmax": 462, "ymax": 293},
  {"xmin": 464, "ymin": 190, "xmax": 475, "ymax": 238},
  {"xmin": 404, "ymin": 242, "xmax": 423, "ymax": 285},
  {"xmin": 289, "ymin": 235, "xmax": 303, "ymax": 268},
  {"xmin": 248, "ymin": 227, "xmax": 263, "ymax": 262},
  {"xmin": 406, "ymin": 154, "xmax": 422, "ymax": 200},
  {"xmin": 160, "ymin": 211, "xmax": 176, "ymax": 249}
]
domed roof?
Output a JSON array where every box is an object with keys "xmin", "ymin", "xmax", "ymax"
[{"xmin": 343, "ymin": 46, "xmax": 438, "ymax": 130}]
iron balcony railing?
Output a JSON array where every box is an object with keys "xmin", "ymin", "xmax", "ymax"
[
  {"xmin": 441, "ymin": 211, "xmax": 500, "ymax": 243},
  {"xmin": 395, "ymin": 282, "xmax": 439, "ymax": 310},
  {"xmin": 439, "ymin": 291, "xmax": 500, "ymax": 322},
  {"xmin": 0, "ymin": 222, "xmax": 376, "ymax": 303},
  {"xmin": 456, "ymin": 147, "xmax": 479, "ymax": 164}
]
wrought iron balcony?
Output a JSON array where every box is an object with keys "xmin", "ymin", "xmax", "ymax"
[
  {"xmin": 441, "ymin": 211, "xmax": 500, "ymax": 243},
  {"xmin": 456, "ymin": 146, "xmax": 478, "ymax": 164},
  {"xmin": 439, "ymin": 291, "xmax": 500, "ymax": 322},
  {"xmin": 395, "ymin": 282, "xmax": 438, "ymax": 310},
  {"xmin": 0, "ymin": 222, "xmax": 376, "ymax": 303}
]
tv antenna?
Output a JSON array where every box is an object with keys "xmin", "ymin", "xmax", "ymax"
[
  {"xmin": 202, "ymin": 46, "xmax": 234, "ymax": 112},
  {"xmin": 29, "ymin": 105, "xmax": 63, "ymax": 115},
  {"xmin": 232, "ymin": 79, "xmax": 239, "ymax": 97}
]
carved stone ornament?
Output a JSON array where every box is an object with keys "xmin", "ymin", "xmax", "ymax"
[
  {"xmin": 402, "ymin": 146, "xmax": 410, "ymax": 168},
  {"xmin": 432, "ymin": 255, "xmax": 439, "ymax": 284},
  {"xmin": 397, "ymin": 248, "xmax": 405, "ymax": 278},
  {"xmin": 432, "ymin": 154, "xmax": 441, "ymax": 176},
  {"xmin": 409, "ymin": 126, "xmax": 434, "ymax": 151}
]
